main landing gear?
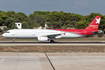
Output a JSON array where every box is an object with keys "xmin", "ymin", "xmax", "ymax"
[{"xmin": 50, "ymin": 39, "xmax": 54, "ymax": 43}]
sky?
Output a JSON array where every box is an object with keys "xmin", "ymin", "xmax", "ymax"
[{"xmin": 0, "ymin": 0, "xmax": 105, "ymax": 16}]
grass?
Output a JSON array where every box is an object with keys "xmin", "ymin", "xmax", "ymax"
[{"xmin": 0, "ymin": 45, "xmax": 105, "ymax": 52}]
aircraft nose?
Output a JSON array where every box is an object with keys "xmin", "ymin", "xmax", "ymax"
[{"xmin": 2, "ymin": 33, "xmax": 5, "ymax": 37}]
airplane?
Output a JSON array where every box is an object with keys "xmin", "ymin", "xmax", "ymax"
[{"xmin": 2, "ymin": 16, "xmax": 102, "ymax": 43}]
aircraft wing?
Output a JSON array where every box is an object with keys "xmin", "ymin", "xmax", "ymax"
[
  {"xmin": 39, "ymin": 33, "xmax": 62, "ymax": 38},
  {"xmin": 47, "ymin": 33, "xmax": 61, "ymax": 38}
]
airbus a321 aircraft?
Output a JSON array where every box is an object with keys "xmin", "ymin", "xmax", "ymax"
[{"xmin": 2, "ymin": 16, "xmax": 102, "ymax": 43}]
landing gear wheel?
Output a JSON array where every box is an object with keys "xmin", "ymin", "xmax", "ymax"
[{"xmin": 50, "ymin": 40, "xmax": 54, "ymax": 43}]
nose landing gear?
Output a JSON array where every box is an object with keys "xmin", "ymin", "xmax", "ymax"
[{"xmin": 13, "ymin": 38, "xmax": 15, "ymax": 43}]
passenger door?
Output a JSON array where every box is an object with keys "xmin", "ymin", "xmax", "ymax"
[{"xmin": 12, "ymin": 31, "xmax": 17, "ymax": 38}]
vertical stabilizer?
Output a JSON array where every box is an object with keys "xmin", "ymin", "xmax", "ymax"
[{"xmin": 86, "ymin": 16, "xmax": 101, "ymax": 30}]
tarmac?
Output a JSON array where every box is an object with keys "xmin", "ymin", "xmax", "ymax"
[{"xmin": 0, "ymin": 53, "xmax": 105, "ymax": 70}]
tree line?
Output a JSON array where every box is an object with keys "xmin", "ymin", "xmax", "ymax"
[{"xmin": 0, "ymin": 10, "xmax": 105, "ymax": 35}]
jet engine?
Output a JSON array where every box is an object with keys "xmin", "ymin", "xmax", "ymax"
[{"xmin": 37, "ymin": 37, "xmax": 49, "ymax": 41}]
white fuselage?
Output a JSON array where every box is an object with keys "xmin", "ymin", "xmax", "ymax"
[{"xmin": 2, "ymin": 29, "xmax": 83, "ymax": 39}]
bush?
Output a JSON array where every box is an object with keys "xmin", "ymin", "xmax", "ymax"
[
  {"xmin": 98, "ymin": 32, "xmax": 104, "ymax": 37},
  {"xmin": 0, "ymin": 28, "xmax": 3, "ymax": 32},
  {"xmin": 0, "ymin": 28, "xmax": 3, "ymax": 34},
  {"xmin": 3, "ymin": 27, "xmax": 8, "ymax": 31}
]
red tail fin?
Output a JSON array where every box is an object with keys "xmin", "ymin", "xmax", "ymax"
[{"xmin": 86, "ymin": 16, "xmax": 101, "ymax": 30}]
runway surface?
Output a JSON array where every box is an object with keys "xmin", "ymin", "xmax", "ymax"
[
  {"xmin": 0, "ymin": 41, "xmax": 105, "ymax": 45},
  {"xmin": 0, "ymin": 53, "xmax": 105, "ymax": 70}
]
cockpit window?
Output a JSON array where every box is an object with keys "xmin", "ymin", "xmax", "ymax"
[{"xmin": 5, "ymin": 31, "xmax": 10, "ymax": 33}]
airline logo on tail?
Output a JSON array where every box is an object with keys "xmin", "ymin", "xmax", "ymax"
[
  {"xmin": 96, "ymin": 18, "xmax": 101, "ymax": 24},
  {"xmin": 86, "ymin": 16, "xmax": 101, "ymax": 30}
]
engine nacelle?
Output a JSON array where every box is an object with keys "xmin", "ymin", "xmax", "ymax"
[{"xmin": 37, "ymin": 37, "xmax": 49, "ymax": 41}]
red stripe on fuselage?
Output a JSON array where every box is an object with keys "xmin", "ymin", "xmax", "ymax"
[{"xmin": 51, "ymin": 29, "xmax": 98, "ymax": 35}]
